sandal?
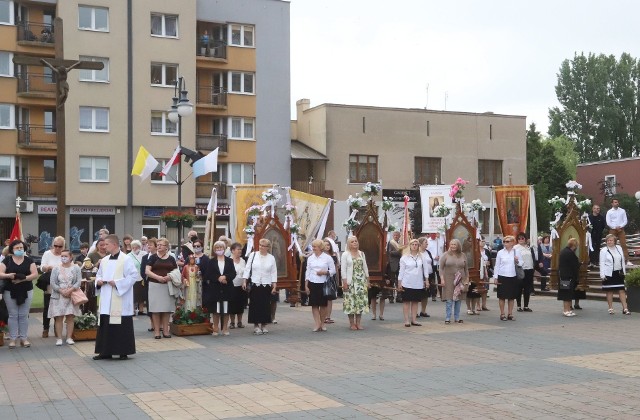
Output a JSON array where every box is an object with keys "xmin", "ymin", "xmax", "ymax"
[
  {"xmin": 379, "ymin": 316, "xmax": 384, "ymax": 321},
  {"xmin": 444, "ymin": 320, "xmax": 451, "ymax": 324},
  {"xmin": 608, "ymin": 308, "xmax": 615, "ymax": 315},
  {"xmin": 404, "ymin": 323, "xmax": 411, "ymax": 327},
  {"xmin": 237, "ymin": 322, "xmax": 245, "ymax": 328},
  {"xmin": 154, "ymin": 336, "xmax": 161, "ymax": 339},
  {"xmin": 410, "ymin": 322, "xmax": 422, "ymax": 326},
  {"xmin": 482, "ymin": 307, "xmax": 490, "ymax": 311},
  {"xmin": 162, "ymin": 334, "xmax": 171, "ymax": 338},
  {"xmin": 229, "ymin": 323, "xmax": 235, "ymax": 329},
  {"xmin": 371, "ymin": 316, "xmax": 377, "ymax": 320},
  {"xmin": 500, "ymin": 315, "xmax": 507, "ymax": 321},
  {"xmin": 507, "ymin": 315, "xmax": 514, "ymax": 321},
  {"xmin": 623, "ymin": 309, "xmax": 631, "ymax": 315},
  {"xmin": 8, "ymin": 341, "xmax": 16, "ymax": 349},
  {"xmin": 456, "ymin": 320, "xmax": 463, "ymax": 323},
  {"xmin": 21, "ymin": 340, "xmax": 31, "ymax": 348}
]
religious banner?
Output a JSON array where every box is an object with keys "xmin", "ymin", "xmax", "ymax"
[
  {"xmin": 231, "ymin": 184, "xmax": 279, "ymax": 243},
  {"xmin": 289, "ymin": 189, "xmax": 332, "ymax": 252},
  {"xmin": 494, "ymin": 185, "xmax": 530, "ymax": 236},
  {"xmin": 419, "ymin": 185, "xmax": 452, "ymax": 233}
]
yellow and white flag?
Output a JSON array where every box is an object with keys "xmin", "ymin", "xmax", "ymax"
[{"xmin": 131, "ymin": 146, "xmax": 159, "ymax": 182}]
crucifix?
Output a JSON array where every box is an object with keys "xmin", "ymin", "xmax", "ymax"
[{"xmin": 13, "ymin": 17, "xmax": 104, "ymax": 240}]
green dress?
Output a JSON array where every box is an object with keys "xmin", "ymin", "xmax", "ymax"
[{"xmin": 343, "ymin": 257, "xmax": 369, "ymax": 315}]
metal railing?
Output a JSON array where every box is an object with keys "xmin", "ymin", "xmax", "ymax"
[
  {"xmin": 196, "ymin": 85, "xmax": 227, "ymax": 106},
  {"xmin": 17, "ymin": 21, "xmax": 55, "ymax": 44},
  {"xmin": 17, "ymin": 177, "xmax": 57, "ymax": 198},
  {"xmin": 196, "ymin": 40, "xmax": 227, "ymax": 59},
  {"xmin": 17, "ymin": 124, "xmax": 56, "ymax": 147},
  {"xmin": 195, "ymin": 182, "xmax": 228, "ymax": 199},
  {"xmin": 196, "ymin": 133, "xmax": 228, "ymax": 152},
  {"xmin": 17, "ymin": 72, "xmax": 56, "ymax": 94}
]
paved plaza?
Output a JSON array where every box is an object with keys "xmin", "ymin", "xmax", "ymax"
[{"xmin": 1, "ymin": 293, "xmax": 639, "ymax": 419}]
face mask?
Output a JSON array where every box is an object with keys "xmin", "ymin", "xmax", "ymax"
[
  {"xmin": 13, "ymin": 250, "xmax": 25, "ymax": 257},
  {"xmin": 133, "ymin": 249, "xmax": 140, "ymax": 255},
  {"xmin": 194, "ymin": 247, "xmax": 203, "ymax": 253},
  {"xmin": 61, "ymin": 257, "xmax": 70, "ymax": 264},
  {"xmin": 215, "ymin": 250, "xmax": 225, "ymax": 256}
]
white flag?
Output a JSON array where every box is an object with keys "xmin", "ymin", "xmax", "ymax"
[{"xmin": 192, "ymin": 148, "xmax": 219, "ymax": 178}]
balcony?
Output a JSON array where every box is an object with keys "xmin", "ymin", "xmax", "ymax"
[
  {"xmin": 196, "ymin": 133, "xmax": 228, "ymax": 153},
  {"xmin": 17, "ymin": 124, "xmax": 57, "ymax": 149},
  {"xmin": 292, "ymin": 180, "xmax": 327, "ymax": 196},
  {"xmin": 17, "ymin": 21, "xmax": 55, "ymax": 45},
  {"xmin": 196, "ymin": 182, "xmax": 228, "ymax": 200},
  {"xmin": 196, "ymin": 40, "xmax": 227, "ymax": 60},
  {"xmin": 17, "ymin": 177, "xmax": 57, "ymax": 198},
  {"xmin": 17, "ymin": 72, "xmax": 56, "ymax": 97},
  {"xmin": 196, "ymin": 85, "xmax": 227, "ymax": 108}
]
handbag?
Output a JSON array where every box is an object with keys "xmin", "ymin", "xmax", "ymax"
[
  {"xmin": 36, "ymin": 271, "xmax": 51, "ymax": 291},
  {"xmin": 514, "ymin": 261, "xmax": 525, "ymax": 280},
  {"xmin": 323, "ymin": 275, "xmax": 338, "ymax": 300},
  {"xmin": 245, "ymin": 253, "xmax": 256, "ymax": 293},
  {"xmin": 559, "ymin": 278, "xmax": 572, "ymax": 290},
  {"xmin": 70, "ymin": 288, "xmax": 89, "ymax": 305}
]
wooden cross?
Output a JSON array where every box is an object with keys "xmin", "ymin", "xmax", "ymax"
[{"xmin": 12, "ymin": 17, "xmax": 104, "ymax": 240}]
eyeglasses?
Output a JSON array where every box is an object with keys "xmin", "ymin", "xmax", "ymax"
[
  {"xmin": 53, "ymin": 245, "xmax": 63, "ymax": 248},
  {"xmin": 503, "ymin": 240, "xmax": 513, "ymax": 243}
]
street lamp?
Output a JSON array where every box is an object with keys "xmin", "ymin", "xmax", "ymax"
[{"xmin": 167, "ymin": 76, "xmax": 193, "ymax": 239}]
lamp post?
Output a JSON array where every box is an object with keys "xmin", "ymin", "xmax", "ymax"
[{"xmin": 167, "ymin": 76, "xmax": 193, "ymax": 240}]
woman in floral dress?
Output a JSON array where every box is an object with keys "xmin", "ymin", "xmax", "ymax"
[
  {"xmin": 48, "ymin": 249, "xmax": 82, "ymax": 346},
  {"xmin": 340, "ymin": 236, "xmax": 370, "ymax": 330}
]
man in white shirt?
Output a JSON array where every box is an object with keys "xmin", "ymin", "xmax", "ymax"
[
  {"xmin": 427, "ymin": 233, "xmax": 445, "ymax": 301},
  {"xmin": 606, "ymin": 199, "xmax": 632, "ymax": 265}
]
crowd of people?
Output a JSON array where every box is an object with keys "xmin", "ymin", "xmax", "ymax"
[{"xmin": 0, "ymin": 199, "xmax": 636, "ymax": 356}]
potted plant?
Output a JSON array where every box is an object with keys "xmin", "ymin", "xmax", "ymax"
[
  {"xmin": 161, "ymin": 211, "xmax": 196, "ymax": 228},
  {"xmin": 0, "ymin": 320, "xmax": 8, "ymax": 346},
  {"xmin": 72, "ymin": 312, "xmax": 99, "ymax": 341},
  {"xmin": 170, "ymin": 305, "xmax": 212, "ymax": 336},
  {"xmin": 625, "ymin": 268, "xmax": 640, "ymax": 312}
]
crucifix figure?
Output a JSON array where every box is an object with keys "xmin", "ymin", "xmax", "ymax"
[{"xmin": 13, "ymin": 17, "xmax": 105, "ymax": 239}]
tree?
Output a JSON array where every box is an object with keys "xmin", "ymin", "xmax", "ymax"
[
  {"xmin": 546, "ymin": 135, "xmax": 579, "ymax": 179},
  {"xmin": 549, "ymin": 52, "xmax": 640, "ymax": 163}
]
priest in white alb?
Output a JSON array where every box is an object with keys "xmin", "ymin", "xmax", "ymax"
[{"xmin": 94, "ymin": 234, "xmax": 138, "ymax": 360}]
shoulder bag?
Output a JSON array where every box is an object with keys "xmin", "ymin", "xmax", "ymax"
[
  {"xmin": 323, "ymin": 270, "xmax": 338, "ymax": 301},
  {"xmin": 36, "ymin": 271, "xmax": 51, "ymax": 291},
  {"xmin": 558, "ymin": 278, "xmax": 572, "ymax": 290},
  {"xmin": 245, "ymin": 253, "xmax": 256, "ymax": 293},
  {"xmin": 70, "ymin": 288, "xmax": 89, "ymax": 305},
  {"xmin": 514, "ymin": 259, "xmax": 525, "ymax": 280}
]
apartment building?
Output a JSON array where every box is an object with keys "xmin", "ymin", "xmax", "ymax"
[
  {"xmin": 0, "ymin": 0, "xmax": 290, "ymax": 252},
  {"xmin": 291, "ymin": 99, "xmax": 527, "ymax": 237}
]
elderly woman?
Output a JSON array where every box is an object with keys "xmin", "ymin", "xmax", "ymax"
[
  {"xmin": 439, "ymin": 239, "xmax": 469, "ymax": 324},
  {"xmin": 145, "ymin": 238, "xmax": 178, "ymax": 339},
  {"xmin": 229, "ymin": 243, "xmax": 247, "ymax": 329},
  {"xmin": 242, "ymin": 238, "xmax": 278, "ymax": 335},
  {"xmin": 40, "ymin": 236, "xmax": 65, "ymax": 338},
  {"xmin": 558, "ymin": 238, "xmax": 580, "ymax": 317},
  {"xmin": 493, "ymin": 235, "xmax": 523, "ymax": 321},
  {"xmin": 129, "ymin": 239, "xmax": 147, "ymax": 316},
  {"xmin": 340, "ymin": 236, "xmax": 370, "ymax": 330},
  {"xmin": 305, "ymin": 239, "xmax": 336, "ymax": 332},
  {"xmin": 0, "ymin": 240, "xmax": 39, "ymax": 348},
  {"xmin": 398, "ymin": 239, "xmax": 429, "ymax": 327},
  {"xmin": 48, "ymin": 249, "xmax": 82, "ymax": 346},
  {"xmin": 599, "ymin": 234, "xmax": 631, "ymax": 315},
  {"xmin": 204, "ymin": 241, "xmax": 236, "ymax": 335}
]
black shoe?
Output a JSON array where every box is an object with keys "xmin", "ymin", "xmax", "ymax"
[
  {"xmin": 517, "ymin": 307, "xmax": 523, "ymax": 312},
  {"xmin": 574, "ymin": 305, "xmax": 582, "ymax": 310},
  {"xmin": 523, "ymin": 307, "xmax": 533, "ymax": 312},
  {"xmin": 119, "ymin": 355, "xmax": 129, "ymax": 360},
  {"xmin": 389, "ymin": 298, "xmax": 394, "ymax": 303},
  {"xmin": 93, "ymin": 354, "xmax": 112, "ymax": 360}
]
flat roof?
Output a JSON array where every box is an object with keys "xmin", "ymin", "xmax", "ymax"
[{"xmin": 577, "ymin": 156, "xmax": 640, "ymax": 166}]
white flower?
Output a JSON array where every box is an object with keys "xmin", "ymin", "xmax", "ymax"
[{"xmin": 566, "ymin": 180, "xmax": 582, "ymax": 190}]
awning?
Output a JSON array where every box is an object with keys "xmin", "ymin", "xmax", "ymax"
[{"xmin": 291, "ymin": 140, "xmax": 328, "ymax": 160}]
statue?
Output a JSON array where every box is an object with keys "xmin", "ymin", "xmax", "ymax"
[{"xmin": 40, "ymin": 59, "xmax": 82, "ymax": 109}]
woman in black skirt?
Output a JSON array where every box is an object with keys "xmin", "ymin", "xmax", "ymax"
[
  {"xmin": 242, "ymin": 238, "xmax": 278, "ymax": 335},
  {"xmin": 558, "ymin": 238, "xmax": 580, "ymax": 317},
  {"xmin": 305, "ymin": 239, "xmax": 336, "ymax": 332},
  {"xmin": 398, "ymin": 239, "xmax": 428, "ymax": 327},
  {"xmin": 492, "ymin": 235, "xmax": 522, "ymax": 321},
  {"xmin": 229, "ymin": 243, "xmax": 247, "ymax": 328},
  {"xmin": 599, "ymin": 234, "xmax": 630, "ymax": 315},
  {"xmin": 203, "ymin": 241, "xmax": 236, "ymax": 336}
]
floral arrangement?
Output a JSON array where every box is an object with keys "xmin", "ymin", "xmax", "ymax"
[
  {"xmin": 261, "ymin": 187, "xmax": 282, "ymax": 203},
  {"xmin": 245, "ymin": 205, "xmax": 262, "ymax": 217},
  {"xmin": 362, "ymin": 182, "xmax": 382, "ymax": 198},
  {"xmin": 73, "ymin": 313, "xmax": 98, "ymax": 331},
  {"xmin": 160, "ymin": 210, "xmax": 196, "ymax": 223},
  {"xmin": 0, "ymin": 320, "xmax": 8, "ymax": 333},
  {"xmin": 449, "ymin": 177, "xmax": 469, "ymax": 202},
  {"xmin": 433, "ymin": 203, "xmax": 452, "ymax": 217},
  {"xmin": 283, "ymin": 202, "xmax": 295, "ymax": 215},
  {"xmin": 466, "ymin": 199, "xmax": 486, "ymax": 212},
  {"xmin": 386, "ymin": 223, "xmax": 397, "ymax": 232},
  {"xmin": 548, "ymin": 196, "xmax": 568, "ymax": 212},
  {"xmin": 577, "ymin": 198, "xmax": 592, "ymax": 213},
  {"xmin": 243, "ymin": 225, "xmax": 255, "ymax": 235},
  {"xmin": 347, "ymin": 194, "xmax": 366, "ymax": 209},
  {"xmin": 173, "ymin": 305, "xmax": 209, "ymax": 325},
  {"xmin": 289, "ymin": 223, "xmax": 300, "ymax": 234},
  {"xmin": 343, "ymin": 218, "xmax": 360, "ymax": 231},
  {"xmin": 566, "ymin": 180, "xmax": 582, "ymax": 191},
  {"xmin": 381, "ymin": 196, "xmax": 394, "ymax": 212}
]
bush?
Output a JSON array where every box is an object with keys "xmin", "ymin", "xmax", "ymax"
[{"xmin": 625, "ymin": 268, "xmax": 640, "ymax": 288}]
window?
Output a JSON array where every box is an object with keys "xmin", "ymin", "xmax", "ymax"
[
  {"xmin": 79, "ymin": 157, "xmax": 109, "ymax": 182},
  {"xmin": 44, "ymin": 110, "xmax": 56, "ymax": 133},
  {"xmin": 79, "ymin": 107, "xmax": 109, "ymax": 132},
  {"xmin": 219, "ymin": 163, "xmax": 254, "ymax": 185},
  {"xmin": 478, "ymin": 159, "xmax": 502, "ymax": 186},
  {"xmin": 349, "ymin": 155, "xmax": 378, "ymax": 183},
  {"xmin": 230, "ymin": 72, "xmax": 254, "ymax": 94},
  {"xmin": 151, "ymin": 111, "xmax": 177, "ymax": 135},
  {"xmin": 0, "ymin": 51, "xmax": 13, "ymax": 76},
  {"xmin": 229, "ymin": 117, "xmax": 254, "ymax": 140},
  {"xmin": 150, "ymin": 159, "xmax": 177, "ymax": 183},
  {"xmin": 0, "ymin": 155, "xmax": 14, "ymax": 179},
  {"xmin": 150, "ymin": 63, "xmax": 177, "ymax": 86},
  {"xmin": 604, "ymin": 175, "xmax": 617, "ymax": 196},
  {"xmin": 151, "ymin": 13, "xmax": 178, "ymax": 37},
  {"xmin": 44, "ymin": 159, "xmax": 56, "ymax": 182},
  {"xmin": 229, "ymin": 24, "xmax": 254, "ymax": 47},
  {"xmin": 0, "ymin": 0, "xmax": 14, "ymax": 25},
  {"xmin": 0, "ymin": 104, "xmax": 15, "ymax": 129},
  {"xmin": 415, "ymin": 157, "xmax": 441, "ymax": 185},
  {"xmin": 79, "ymin": 56, "xmax": 109, "ymax": 82},
  {"xmin": 78, "ymin": 5, "xmax": 109, "ymax": 31}
]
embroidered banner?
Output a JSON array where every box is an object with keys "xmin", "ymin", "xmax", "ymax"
[
  {"xmin": 419, "ymin": 185, "xmax": 452, "ymax": 233},
  {"xmin": 289, "ymin": 189, "xmax": 332, "ymax": 252},
  {"xmin": 494, "ymin": 185, "xmax": 530, "ymax": 236},
  {"xmin": 232, "ymin": 184, "xmax": 279, "ymax": 244}
]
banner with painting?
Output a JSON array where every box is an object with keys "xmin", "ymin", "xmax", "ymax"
[
  {"xmin": 231, "ymin": 184, "xmax": 278, "ymax": 243},
  {"xmin": 419, "ymin": 185, "xmax": 452, "ymax": 233},
  {"xmin": 289, "ymin": 190, "xmax": 332, "ymax": 252},
  {"xmin": 494, "ymin": 185, "xmax": 530, "ymax": 237}
]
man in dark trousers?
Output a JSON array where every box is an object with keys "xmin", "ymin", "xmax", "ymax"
[{"xmin": 588, "ymin": 204, "xmax": 606, "ymax": 268}]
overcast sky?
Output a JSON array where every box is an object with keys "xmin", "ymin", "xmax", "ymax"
[{"xmin": 290, "ymin": 0, "xmax": 640, "ymax": 135}]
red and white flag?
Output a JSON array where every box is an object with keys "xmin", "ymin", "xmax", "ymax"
[
  {"xmin": 9, "ymin": 211, "xmax": 23, "ymax": 242},
  {"xmin": 401, "ymin": 195, "xmax": 410, "ymax": 245},
  {"xmin": 160, "ymin": 146, "xmax": 181, "ymax": 176}
]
